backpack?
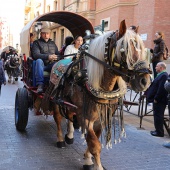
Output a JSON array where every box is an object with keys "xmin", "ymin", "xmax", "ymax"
[{"xmin": 163, "ymin": 44, "xmax": 169, "ymax": 60}]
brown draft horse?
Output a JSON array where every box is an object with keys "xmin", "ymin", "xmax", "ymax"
[{"xmin": 41, "ymin": 20, "xmax": 151, "ymax": 170}]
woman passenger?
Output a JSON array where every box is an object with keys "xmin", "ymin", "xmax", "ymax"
[
  {"xmin": 51, "ymin": 36, "xmax": 83, "ymax": 78},
  {"xmin": 59, "ymin": 36, "xmax": 74, "ymax": 55},
  {"xmin": 64, "ymin": 35, "xmax": 83, "ymax": 57}
]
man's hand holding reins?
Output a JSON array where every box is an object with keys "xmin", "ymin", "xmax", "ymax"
[{"xmin": 48, "ymin": 54, "xmax": 58, "ymax": 61}]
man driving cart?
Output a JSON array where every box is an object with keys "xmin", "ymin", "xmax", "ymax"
[{"xmin": 32, "ymin": 28, "xmax": 60, "ymax": 93}]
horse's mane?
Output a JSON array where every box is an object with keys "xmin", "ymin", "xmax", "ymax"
[
  {"xmin": 85, "ymin": 31, "xmax": 112, "ymax": 90},
  {"xmin": 115, "ymin": 29, "xmax": 146, "ymax": 70},
  {"xmin": 85, "ymin": 29, "xmax": 145, "ymax": 90}
]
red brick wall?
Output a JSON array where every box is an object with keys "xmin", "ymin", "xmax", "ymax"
[
  {"xmin": 133, "ymin": 0, "xmax": 155, "ymax": 48},
  {"xmin": 88, "ymin": 0, "xmax": 96, "ymax": 10},
  {"xmin": 153, "ymin": 0, "xmax": 170, "ymax": 49},
  {"xmin": 93, "ymin": 0, "xmax": 170, "ymax": 49}
]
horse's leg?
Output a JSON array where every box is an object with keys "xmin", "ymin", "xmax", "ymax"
[
  {"xmin": 65, "ymin": 119, "xmax": 74, "ymax": 144},
  {"xmin": 65, "ymin": 111, "xmax": 75, "ymax": 144},
  {"xmin": 9, "ymin": 70, "xmax": 12, "ymax": 83},
  {"xmin": 12, "ymin": 69, "xmax": 16, "ymax": 84},
  {"xmin": 8, "ymin": 75, "xmax": 11, "ymax": 83},
  {"xmin": 83, "ymin": 148, "xmax": 94, "ymax": 169},
  {"xmin": 8, "ymin": 76, "xmax": 10, "ymax": 83},
  {"xmin": 84, "ymin": 120, "xmax": 103, "ymax": 170},
  {"xmin": 53, "ymin": 105, "xmax": 66, "ymax": 148},
  {"xmin": 7, "ymin": 70, "xmax": 11, "ymax": 83},
  {"xmin": 12, "ymin": 76, "xmax": 15, "ymax": 84}
]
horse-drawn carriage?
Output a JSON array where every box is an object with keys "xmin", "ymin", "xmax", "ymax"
[
  {"xmin": 1, "ymin": 46, "xmax": 21, "ymax": 84},
  {"xmin": 16, "ymin": 11, "xmax": 151, "ymax": 170},
  {"xmin": 5, "ymin": 53, "xmax": 21, "ymax": 83}
]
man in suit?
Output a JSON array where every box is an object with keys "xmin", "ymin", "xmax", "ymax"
[{"xmin": 146, "ymin": 62, "xmax": 168, "ymax": 137}]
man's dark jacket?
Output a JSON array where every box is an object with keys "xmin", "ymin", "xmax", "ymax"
[
  {"xmin": 32, "ymin": 37, "xmax": 59, "ymax": 65},
  {"xmin": 0, "ymin": 60, "xmax": 6, "ymax": 84},
  {"xmin": 1, "ymin": 51, "xmax": 13, "ymax": 62},
  {"xmin": 146, "ymin": 72, "xmax": 168, "ymax": 104}
]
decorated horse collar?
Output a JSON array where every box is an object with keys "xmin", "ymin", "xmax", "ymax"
[{"xmin": 85, "ymin": 76, "xmax": 127, "ymax": 100}]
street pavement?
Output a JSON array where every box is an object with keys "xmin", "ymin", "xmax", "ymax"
[{"xmin": 0, "ymin": 79, "xmax": 170, "ymax": 170}]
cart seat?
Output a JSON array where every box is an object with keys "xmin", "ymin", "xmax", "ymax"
[{"xmin": 43, "ymin": 71, "xmax": 50, "ymax": 77}]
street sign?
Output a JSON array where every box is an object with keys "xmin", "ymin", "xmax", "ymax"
[{"xmin": 140, "ymin": 33, "xmax": 147, "ymax": 41}]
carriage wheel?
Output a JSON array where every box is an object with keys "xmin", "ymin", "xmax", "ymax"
[{"xmin": 15, "ymin": 88, "xmax": 29, "ymax": 131}]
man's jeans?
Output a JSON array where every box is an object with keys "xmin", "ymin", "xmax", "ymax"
[{"xmin": 35, "ymin": 59, "xmax": 55, "ymax": 86}]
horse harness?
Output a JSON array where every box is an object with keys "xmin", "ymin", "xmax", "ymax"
[
  {"xmin": 82, "ymin": 31, "xmax": 152, "ymax": 83},
  {"xmin": 48, "ymin": 31, "xmax": 152, "ymax": 120},
  {"xmin": 52, "ymin": 31, "xmax": 152, "ymax": 103}
]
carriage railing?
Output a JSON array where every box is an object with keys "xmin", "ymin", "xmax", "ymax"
[
  {"xmin": 123, "ymin": 88, "xmax": 170, "ymax": 136},
  {"xmin": 21, "ymin": 56, "xmax": 33, "ymax": 87}
]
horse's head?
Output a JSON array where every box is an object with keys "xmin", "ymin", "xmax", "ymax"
[
  {"xmin": 112, "ymin": 20, "xmax": 151, "ymax": 92},
  {"xmin": 9, "ymin": 54, "xmax": 20, "ymax": 67},
  {"xmin": 86, "ymin": 20, "xmax": 151, "ymax": 93}
]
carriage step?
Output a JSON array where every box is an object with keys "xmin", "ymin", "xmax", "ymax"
[{"xmin": 123, "ymin": 100, "xmax": 139, "ymax": 106}]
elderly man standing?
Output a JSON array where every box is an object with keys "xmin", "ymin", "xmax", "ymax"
[
  {"xmin": 32, "ymin": 28, "xmax": 60, "ymax": 93},
  {"xmin": 146, "ymin": 62, "xmax": 168, "ymax": 137}
]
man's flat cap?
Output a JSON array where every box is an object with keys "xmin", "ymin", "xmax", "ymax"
[{"xmin": 41, "ymin": 28, "xmax": 51, "ymax": 33}]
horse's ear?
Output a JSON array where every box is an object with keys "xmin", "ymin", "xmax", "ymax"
[
  {"xmin": 135, "ymin": 26, "xmax": 139, "ymax": 33},
  {"xmin": 119, "ymin": 20, "xmax": 127, "ymax": 38}
]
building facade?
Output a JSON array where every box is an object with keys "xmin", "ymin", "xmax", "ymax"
[
  {"xmin": 0, "ymin": 17, "xmax": 11, "ymax": 51},
  {"xmin": 23, "ymin": 0, "xmax": 170, "ymax": 50}
]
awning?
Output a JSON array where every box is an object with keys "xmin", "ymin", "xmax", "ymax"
[{"xmin": 20, "ymin": 11, "xmax": 94, "ymax": 57}]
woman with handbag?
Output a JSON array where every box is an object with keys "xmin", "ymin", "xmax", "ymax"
[{"xmin": 151, "ymin": 32, "xmax": 166, "ymax": 78}]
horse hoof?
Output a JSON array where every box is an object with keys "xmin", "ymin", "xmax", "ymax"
[
  {"xmin": 56, "ymin": 141, "xmax": 66, "ymax": 148},
  {"xmin": 65, "ymin": 134, "xmax": 74, "ymax": 144},
  {"xmin": 83, "ymin": 164, "xmax": 94, "ymax": 170}
]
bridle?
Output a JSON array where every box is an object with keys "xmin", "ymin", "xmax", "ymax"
[
  {"xmin": 82, "ymin": 31, "xmax": 152, "ymax": 82},
  {"xmin": 8, "ymin": 55, "xmax": 20, "ymax": 68}
]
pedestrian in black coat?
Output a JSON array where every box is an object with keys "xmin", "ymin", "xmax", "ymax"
[
  {"xmin": 146, "ymin": 62, "xmax": 168, "ymax": 137},
  {"xmin": 0, "ymin": 59, "xmax": 6, "ymax": 95},
  {"xmin": 151, "ymin": 32, "xmax": 166, "ymax": 78}
]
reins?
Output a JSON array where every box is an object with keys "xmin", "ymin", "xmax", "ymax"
[
  {"xmin": 81, "ymin": 51, "xmax": 135, "ymax": 80},
  {"xmin": 59, "ymin": 53, "xmax": 77, "ymax": 58}
]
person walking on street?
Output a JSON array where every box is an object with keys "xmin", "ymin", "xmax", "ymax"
[
  {"xmin": 146, "ymin": 62, "xmax": 168, "ymax": 137},
  {"xmin": 151, "ymin": 32, "xmax": 166, "ymax": 79},
  {"xmin": 1, "ymin": 48, "xmax": 13, "ymax": 69},
  {"xmin": 0, "ymin": 59, "xmax": 6, "ymax": 95},
  {"xmin": 32, "ymin": 28, "xmax": 60, "ymax": 93}
]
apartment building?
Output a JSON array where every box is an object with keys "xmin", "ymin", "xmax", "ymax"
[
  {"xmin": 24, "ymin": 0, "xmax": 170, "ymax": 50},
  {"xmin": 0, "ymin": 17, "xmax": 11, "ymax": 50}
]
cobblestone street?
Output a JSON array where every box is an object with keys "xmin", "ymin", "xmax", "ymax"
[{"xmin": 0, "ymin": 81, "xmax": 170, "ymax": 170}]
